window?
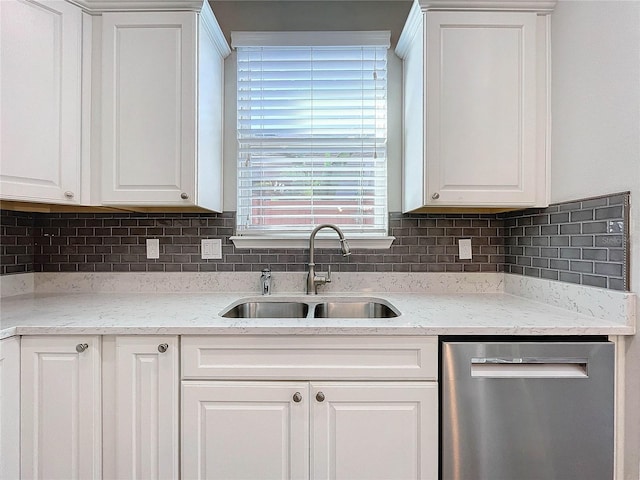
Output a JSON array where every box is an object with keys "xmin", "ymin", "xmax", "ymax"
[{"xmin": 232, "ymin": 32, "xmax": 390, "ymax": 244}]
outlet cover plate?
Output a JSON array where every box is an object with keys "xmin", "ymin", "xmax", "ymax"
[
  {"xmin": 458, "ymin": 238, "xmax": 472, "ymax": 260},
  {"xmin": 202, "ymin": 239, "xmax": 222, "ymax": 259},
  {"xmin": 146, "ymin": 238, "xmax": 160, "ymax": 259}
]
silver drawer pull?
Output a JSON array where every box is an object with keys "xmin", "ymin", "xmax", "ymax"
[
  {"xmin": 76, "ymin": 343, "xmax": 88, "ymax": 353},
  {"xmin": 292, "ymin": 392, "xmax": 302, "ymax": 403},
  {"xmin": 158, "ymin": 343, "xmax": 169, "ymax": 353}
]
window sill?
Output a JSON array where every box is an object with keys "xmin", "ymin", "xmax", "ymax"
[{"xmin": 230, "ymin": 235, "xmax": 395, "ymax": 250}]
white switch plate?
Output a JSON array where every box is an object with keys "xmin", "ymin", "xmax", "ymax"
[
  {"xmin": 146, "ymin": 238, "xmax": 160, "ymax": 259},
  {"xmin": 201, "ymin": 238, "xmax": 222, "ymax": 259},
  {"xmin": 458, "ymin": 238, "xmax": 472, "ymax": 260}
]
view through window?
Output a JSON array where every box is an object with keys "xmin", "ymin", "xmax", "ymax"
[{"xmin": 234, "ymin": 32, "xmax": 389, "ymax": 237}]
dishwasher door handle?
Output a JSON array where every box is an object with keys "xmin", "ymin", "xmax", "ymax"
[
  {"xmin": 470, "ymin": 358, "xmax": 588, "ymax": 378},
  {"xmin": 472, "ymin": 357, "xmax": 588, "ymax": 364}
]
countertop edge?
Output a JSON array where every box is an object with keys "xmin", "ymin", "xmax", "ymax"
[{"xmin": 3, "ymin": 323, "xmax": 634, "ymax": 340}]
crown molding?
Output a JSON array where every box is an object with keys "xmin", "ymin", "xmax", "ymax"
[
  {"xmin": 415, "ymin": 0, "xmax": 556, "ymax": 12},
  {"xmin": 68, "ymin": 0, "xmax": 205, "ymax": 13},
  {"xmin": 396, "ymin": 0, "xmax": 422, "ymax": 58},
  {"xmin": 201, "ymin": 1, "xmax": 232, "ymax": 57}
]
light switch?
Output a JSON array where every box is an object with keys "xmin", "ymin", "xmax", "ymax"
[
  {"xmin": 458, "ymin": 238, "xmax": 472, "ymax": 260},
  {"xmin": 202, "ymin": 239, "xmax": 222, "ymax": 259},
  {"xmin": 146, "ymin": 238, "xmax": 160, "ymax": 259}
]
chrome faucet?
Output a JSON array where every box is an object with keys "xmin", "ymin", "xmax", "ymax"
[
  {"xmin": 307, "ymin": 224, "xmax": 351, "ymax": 294},
  {"xmin": 261, "ymin": 267, "xmax": 272, "ymax": 295}
]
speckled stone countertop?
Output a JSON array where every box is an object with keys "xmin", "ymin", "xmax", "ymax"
[{"xmin": 0, "ymin": 273, "xmax": 635, "ymax": 339}]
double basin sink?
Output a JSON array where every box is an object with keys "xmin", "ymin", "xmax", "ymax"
[{"xmin": 221, "ymin": 297, "xmax": 399, "ymax": 319}]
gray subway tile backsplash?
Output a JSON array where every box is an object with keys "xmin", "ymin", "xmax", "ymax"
[
  {"xmin": 1, "ymin": 211, "xmax": 506, "ymax": 275},
  {"xmin": 501, "ymin": 192, "xmax": 629, "ymax": 291},
  {"xmin": 0, "ymin": 210, "xmax": 35, "ymax": 275},
  {"xmin": 0, "ymin": 192, "xmax": 630, "ymax": 291}
]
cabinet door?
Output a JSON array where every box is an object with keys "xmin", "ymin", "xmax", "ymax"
[
  {"xmin": 21, "ymin": 336, "xmax": 101, "ymax": 479},
  {"xmin": 0, "ymin": 0, "xmax": 82, "ymax": 204},
  {"xmin": 0, "ymin": 337, "xmax": 20, "ymax": 479},
  {"xmin": 101, "ymin": 11, "xmax": 197, "ymax": 206},
  {"xmin": 102, "ymin": 336, "xmax": 179, "ymax": 480},
  {"xmin": 182, "ymin": 381, "xmax": 309, "ymax": 480},
  {"xmin": 425, "ymin": 11, "xmax": 538, "ymax": 206},
  {"xmin": 311, "ymin": 382, "xmax": 438, "ymax": 480}
]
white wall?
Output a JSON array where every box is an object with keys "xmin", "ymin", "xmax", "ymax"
[
  {"xmin": 551, "ymin": 1, "xmax": 640, "ymax": 205},
  {"xmin": 550, "ymin": 1, "xmax": 640, "ymax": 478}
]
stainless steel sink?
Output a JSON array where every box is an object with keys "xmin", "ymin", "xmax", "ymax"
[
  {"xmin": 221, "ymin": 301, "xmax": 309, "ymax": 318},
  {"xmin": 220, "ymin": 297, "xmax": 399, "ymax": 319},
  {"xmin": 313, "ymin": 299, "xmax": 398, "ymax": 318}
]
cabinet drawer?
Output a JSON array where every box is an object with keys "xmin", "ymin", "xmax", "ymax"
[{"xmin": 181, "ymin": 336, "xmax": 438, "ymax": 380}]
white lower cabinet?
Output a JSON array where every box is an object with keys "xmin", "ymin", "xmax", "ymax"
[
  {"xmin": 12, "ymin": 334, "xmax": 438, "ymax": 479},
  {"xmin": 20, "ymin": 336, "xmax": 101, "ymax": 480},
  {"xmin": 182, "ymin": 380, "xmax": 437, "ymax": 480},
  {"xmin": 102, "ymin": 336, "xmax": 179, "ymax": 480},
  {"xmin": 1, "ymin": 337, "xmax": 20, "ymax": 480},
  {"xmin": 181, "ymin": 336, "xmax": 439, "ymax": 480},
  {"xmin": 311, "ymin": 382, "xmax": 438, "ymax": 480},
  {"xmin": 182, "ymin": 381, "xmax": 310, "ymax": 479}
]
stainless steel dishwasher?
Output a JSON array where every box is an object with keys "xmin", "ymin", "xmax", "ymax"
[{"xmin": 441, "ymin": 339, "xmax": 614, "ymax": 480}]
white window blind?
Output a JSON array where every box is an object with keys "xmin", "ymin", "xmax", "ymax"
[{"xmin": 233, "ymin": 32, "xmax": 389, "ymax": 236}]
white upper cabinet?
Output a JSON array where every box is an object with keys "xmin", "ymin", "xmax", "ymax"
[
  {"xmin": 100, "ymin": 2, "xmax": 229, "ymax": 210},
  {"xmin": 396, "ymin": 0, "xmax": 555, "ymax": 211},
  {"xmin": 0, "ymin": 0, "xmax": 83, "ymax": 205}
]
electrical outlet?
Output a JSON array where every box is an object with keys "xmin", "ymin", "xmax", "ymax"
[
  {"xmin": 146, "ymin": 238, "xmax": 160, "ymax": 259},
  {"xmin": 458, "ymin": 238, "xmax": 472, "ymax": 260},
  {"xmin": 201, "ymin": 238, "xmax": 222, "ymax": 259}
]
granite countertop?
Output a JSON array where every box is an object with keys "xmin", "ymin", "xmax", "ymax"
[{"xmin": 1, "ymin": 289, "xmax": 634, "ymax": 339}]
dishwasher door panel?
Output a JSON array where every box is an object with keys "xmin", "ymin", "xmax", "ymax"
[{"xmin": 441, "ymin": 341, "xmax": 614, "ymax": 480}]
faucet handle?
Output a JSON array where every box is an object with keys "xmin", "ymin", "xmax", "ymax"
[
  {"xmin": 261, "ymin": 266, "xmax": 272, "ymax": 295},
  {"xmin": 326, "ymin": 265, "xmax": 332, "ymax": 283}
]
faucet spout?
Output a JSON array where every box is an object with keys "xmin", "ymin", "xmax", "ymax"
[{"xmin": 307, "ymin": 224, "xmax": 351, "ymax": 294}]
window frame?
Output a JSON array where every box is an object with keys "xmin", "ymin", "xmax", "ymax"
[{"xmin": 230, "ymin": 31, "xmax": 394, "ymax": 250}]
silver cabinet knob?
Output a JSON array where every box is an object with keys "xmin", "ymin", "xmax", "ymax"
[
  {"xmin": 76, "ymin": 343, "xmax": 88, "ymax": 353},
  {"xmin": 292, "ymin": 392, "xmax": 302, "ymax": 403},
  {"xmin": 158, "ymin": 343, "xmax": 169, "ymax": 353},
  {"xmin": 431, "ymin": 192, "xmax": 440, "ymax": 200},
  {"xmin": 64, "ymin": 191, "xmax": 74, "ymax": 199},
  {"xmin": 316, "ymin": 391, "xmax": 325, "ymax": 402},
  {"xmin": 180, "ymin": 192, "xmax": 189, "ymax": 200}
]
